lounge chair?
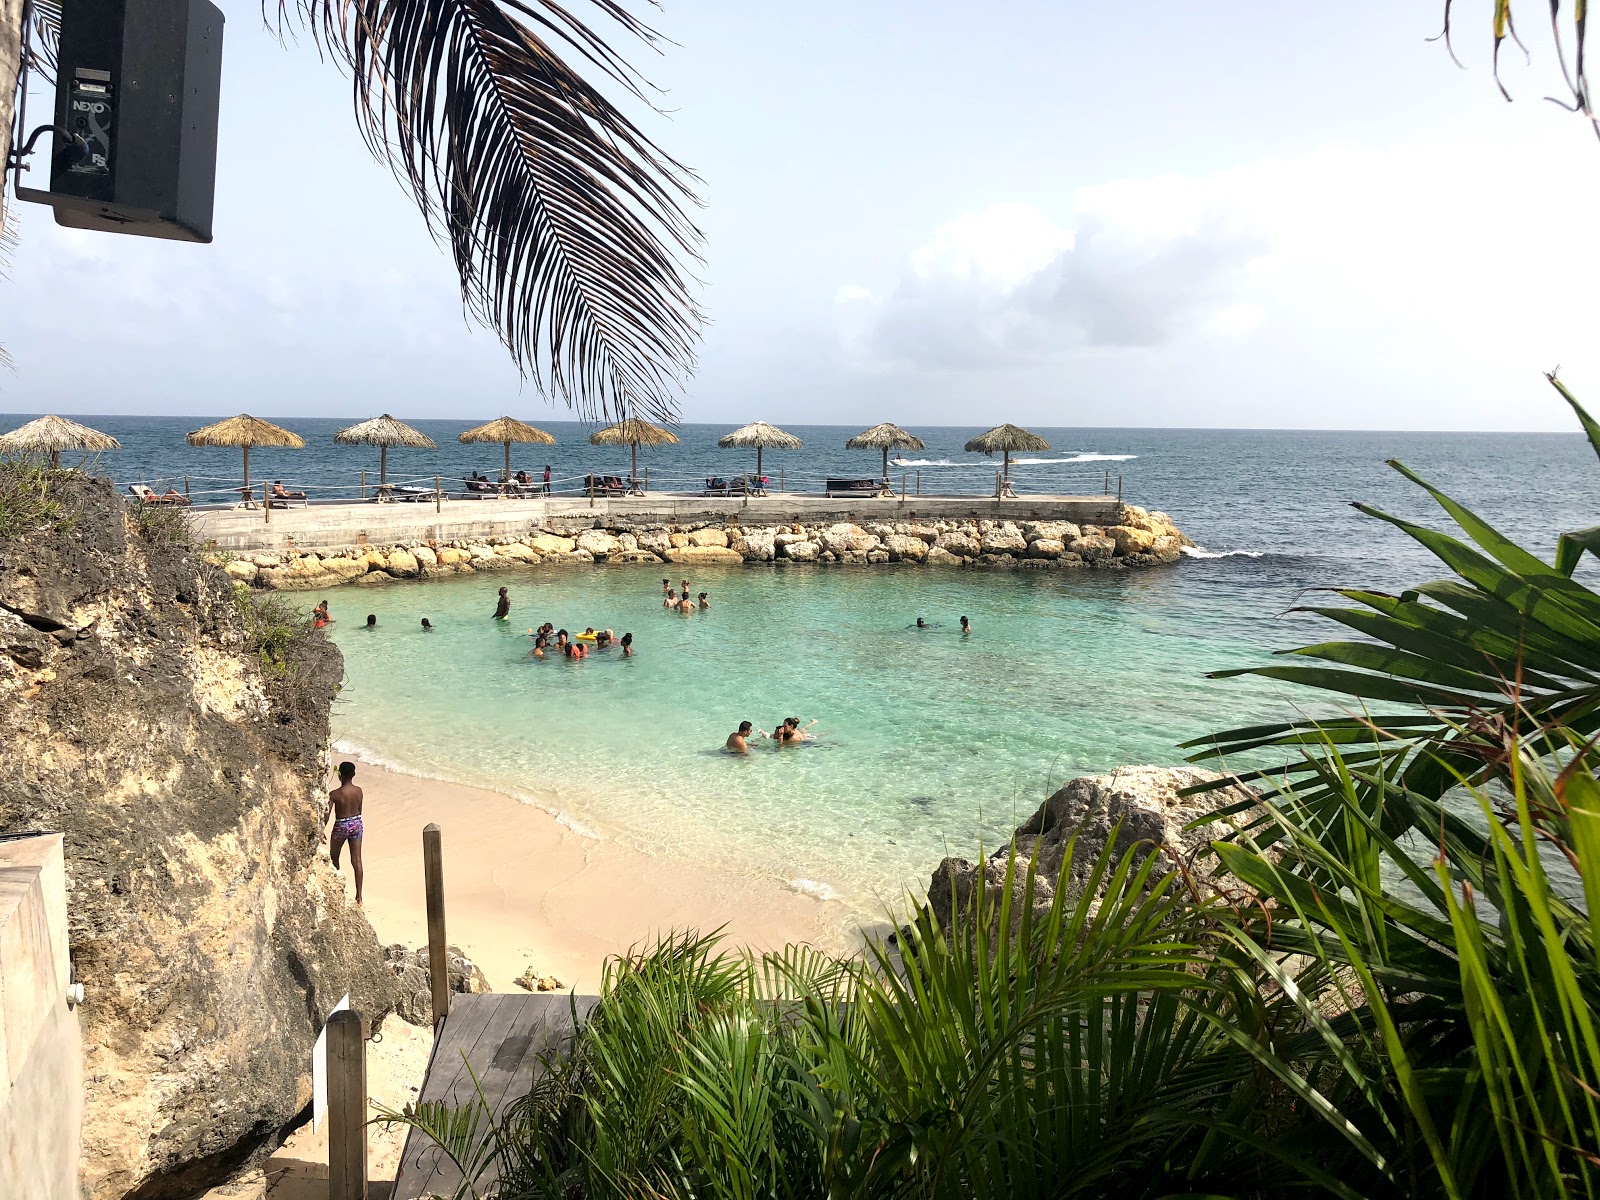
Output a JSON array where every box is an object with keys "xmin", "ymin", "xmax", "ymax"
[
  {"xmin": 824, "ymin": 478, "xmax": 879, "ymax": 498},
  {"xmin": 270, "ymin": 485, "xmax": 309, "ymax": 508},
  {"xmin": 129, "ymin": 483, "xmax": 191, "ymax": 507},
  {"xmin": 703, "ymin": 477, "xmax": 728, "ymax": 497}
]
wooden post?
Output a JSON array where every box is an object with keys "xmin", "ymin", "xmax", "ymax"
[
  {"xmin": 901, "ymin": 473, "xmax": 906, "ymax": 499},
  {"xmin": 327, "ymin": 1009, "xmax": 368, "ymax": 1200},
  {"xmin": 263, "ymin": 484, "xmax": 271, "ymax": 524},
  {"xmin": 644, "ymin": 466, "xmax": 649, "ymax": 491},
  {"xmin": 183, "ymin": 475, "xmax": 190, "ymax": 501},
  {"xmin": 1105, "ymin": 469, "xmax": 1110, "ymax": 495},
  {"xmin": 1118, "ymin": 475, "xmax": 1123, "ymax": 503},
  {"xmin": 435, "ymin": 476, "xmax": 442, "ymax": 513},
  {"xmin": 780, "ymin": 467, "xmax": 785, "ymax": 492},
  {"xmin": 423, "ymin": 824, "xmax": 449, "ymax": 1030},
  {"xmin": 361, "ymin": 470, "xmax": 367, "ymax": 500},
  {"xmin": 917, "ymin": 470, "xmax": 921, "ymax": 496}
]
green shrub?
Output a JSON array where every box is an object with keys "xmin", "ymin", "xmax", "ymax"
[
  {"xmin": 232, "ymin": 584, "xmax": 311, "ymax": 678},
  {"xmin": 0, "ymin": 459, "xmax": 65, "ymax": 541}
]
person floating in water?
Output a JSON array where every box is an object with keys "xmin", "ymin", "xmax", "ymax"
[
  {"xmin": 912, "ymin": 617, "xmax": 934, "ymax": 629},
  {"xmin": 421, "ymin": 617, "xmax": 433, "ymax": 631},
  {"xmin": 960, "ymin": 615, "xmax": 971, "ymax": 635},
  {"xmin": 620, "ymin": 632, "xmax": 634, "ymax": 656},
  {"xmin": 365, "ymin": 614, "xmax": 378, "ymax": 629},
  {"xmin": 326, "ymin": 761, "xmax": 365, "ymax": 905},
  {"xmin": 726, "ymin": 721, "xmax": 756, "ymax": 754},
  {"xmin": 698, "ymin": 592, "xmax": 710, "ymax": 609},
  {"xmin": 493, "ymin": 587, "xmax": 511, "ymax": 620},
  {"xmin": 784, "ymin": 716, "xmax": 819, "ymax": 742}
]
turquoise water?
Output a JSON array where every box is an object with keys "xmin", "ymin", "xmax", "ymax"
[{"xmin": 328, "ymin": 562, "xmax": 1296, "ymax": 918}]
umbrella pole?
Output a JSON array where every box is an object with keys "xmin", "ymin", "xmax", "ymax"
[
  {"xmin": 504, "ymin": 441, "xmax": 511, "ymax": 483},
  {"xmin": 380, "ymin": 446, "xmax": 388, "ymax": 486},
  {"xmin": 882, "ymin": 447, "xmax": 888, "ymax": 480},
  {"xmin": 757, "ymin": 446, "xmax": 763, "ymax": 482},
  {"xmin": 243, "ymin": 445, "xmax": 250, "ymax": 488},
  {"xmin": 631, "ymin": 442, "xmax": 638, "ymax": 487},
  {"xmin": 1004, "ymin": 450, "xmax": 1011, "ymax": 481},
  {"xmin": 51, "ymin": 450, "xmax": 60, "ymax": 470}
]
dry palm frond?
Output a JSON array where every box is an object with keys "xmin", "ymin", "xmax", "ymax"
[
  {"xmin": 283, "ymin": 0, "xmax": 704, "ymax": 423},
  {"xmin": 844, "ymin": 423, "xmax": 925, "ymax": 452},
  {"xmin": 717, "ymin": 422, "xmax": 803, "ymax": 450},
  {"xmin": 333, "ymin": 414, "xmax": 438, "ymax": 449},
  {"xmin": 588, "ymin": 418, "xmax": 677, "ymax": 447},
  {"xmin": 458, "ymin": 417, "xmax": 558, "ymax": 445},
  {"xmin": 186, "ymin": 414, "xmax": 306, "ymax": 449},
  {"xmin": 964, "ymin": 424, "xmax": 1051, "ymax": 455}
]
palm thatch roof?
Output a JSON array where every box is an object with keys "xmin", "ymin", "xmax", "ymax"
[
  {"xmin": 588, "ymin": 418, "xmax": 678, "ymax": 447},
  {"xmin": 0, "ymin": 414, "xmax": 121, "ymax": 456},
  {"xmin": 845, "ymin": 422, "xmax": 925, "ymax": 452},
  {"xmin": 186, "ymin": 414, "xmax": 305, "ymax": 449},
  {"xmin": 717, "ymin": 421, "xmax": 804, "ymax": 450},
  {"xmin": 458, "ymin": 417, "xmax": 557, "ymax": 446},
  {"xmin": 333, "ymin": 415, "xmax": 438, "ymax": 449},
  {"xmin": 964, "ymin": 423, "xmax": 1051, "ymax": 454}
]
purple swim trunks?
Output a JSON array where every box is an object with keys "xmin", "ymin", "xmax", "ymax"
[{"xmin": 332, "ymin": 814, "xmax": 363, "ymax": 841}]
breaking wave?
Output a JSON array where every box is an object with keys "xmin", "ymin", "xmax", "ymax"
[{"xmin": 1182, "ymin": 546, "xmax": 1266, "ymax": 559}]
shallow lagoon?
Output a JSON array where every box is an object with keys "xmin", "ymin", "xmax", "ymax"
[{"xmin": 328, "ymin": 561, "xmax": 1300, "ymax": 920}]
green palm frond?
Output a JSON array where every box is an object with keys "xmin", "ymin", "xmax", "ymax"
[{"xmin": 278, "ymin": 0, "xmax": 702, "ymax": 422}]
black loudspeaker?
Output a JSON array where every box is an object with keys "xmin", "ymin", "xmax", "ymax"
[{"xmin": 18, "ymin": 0, "xmax": 224, "ymax": 242}]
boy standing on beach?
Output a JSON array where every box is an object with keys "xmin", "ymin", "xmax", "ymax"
[{"xmin": 326, "ymin": 761, "xmax": 365, "ymax": 905}]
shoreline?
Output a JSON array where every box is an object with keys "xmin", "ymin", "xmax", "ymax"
[{"xmin": 344, "ymin": 756, "xmax": 873, "ymax": 994}]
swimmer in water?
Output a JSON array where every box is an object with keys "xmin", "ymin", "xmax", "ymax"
[
  {"xmin": 620, "ymin": 632, "xmax": 634, "ymax": 656},
  {"xmin": 725, "ymin": 721, "xmax": 755, "ymax": 754},
  {"xmin": 664, "ymin": 589, "xmax": 677, "ymax": 608},
  {"xmin": 960, "ymin": 615, "xmax": 971, "ymax": 635},
  {"xmin": 698, "ymin": 592, "xmax": 710, "ymax": 609},
  {"xmin": 421, "ymin": 618, "xmax": 433, "ymax": 631},
  {"xmin": 914, "ymin": 617, "xmax": 928, "ymax": 629},
  {"xmin": 493, "ymin": 587, "xmax": 510, "ymax": 620},
  {"xmin": 365, "ymin": 614, "xmax": 378, "ymax": 629},
  {"xmin": 661, "ymin": 578, "xmax": 671, "ymax": 594},
  {"xmin": 678, "ymin": 594, "xmax": 694, "ymax": 613},
  {"xmin": 785, "ymin": 716, "xmax": 819, "ymax": 742}
]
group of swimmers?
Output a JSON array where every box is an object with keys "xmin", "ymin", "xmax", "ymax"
[
  {"xmin": 527, "ymin": 623, "xmax": 633, "ymax": 658},
  {"xmin": 913, "ymin": 616, "xmax": 972, "ymax": 633},
  {"xmin": 725, "ymin": 717, "xmax": 820, "ymax": 754},
  {"xmin": 662, "ymin": 577, "xmax": 710, "ymax": 612}
]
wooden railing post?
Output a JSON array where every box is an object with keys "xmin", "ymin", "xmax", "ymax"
[
  {"xmin": 263, "ymin": 484, "xmax": 271, "ymax": 524},
  {"xmin": 327, "ymin": 1009, "xmax": 368, "ymax": 1200},
  {"xmin": 435, "ymin": 476, "xmax": 442, "ymax": 513},
  {"xmin": 917, "ymin": 470, "xmax": 921, "ymax": 496},
  {"xmin": 361, "ymin": 470, "xmax": 367, "ymax": 500},
  {"xmin": 423, "ymin": 824, "xmax": 450, "ymax": 1030},
  {"xmin": 1117, "ymin": 475, "xmax": 1123, "ymax": 503},
  {"xmin": 184, "ymin": 474, "xmax": 190, "ymax": 501},
  {"xmin": 780, "ymin": 467, "xmax": 785, "ymax": 491}
]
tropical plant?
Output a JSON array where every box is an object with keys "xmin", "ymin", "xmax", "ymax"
[{"xmin": 4, "ymin": 0, "xmax": 702, "ymax": 421}]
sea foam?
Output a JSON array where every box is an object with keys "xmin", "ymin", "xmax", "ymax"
[
  {"xmin": 787, "ymin": 878, "xmax": 840, "ymax": 902},
  {"xmin": 1182, "ymin": 546, "xmax": 1265, "ymax": 559}
]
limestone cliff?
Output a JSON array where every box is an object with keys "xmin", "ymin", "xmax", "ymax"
[{"xmin": 0, "ymin": 474, "xmax": 395, "ymax": 1199}]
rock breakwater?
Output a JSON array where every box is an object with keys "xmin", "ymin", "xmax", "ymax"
[{"xmin": 218, "ymin": 505, "xmax": 1190, "ymax": 591}]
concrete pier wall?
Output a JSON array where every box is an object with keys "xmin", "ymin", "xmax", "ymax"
[
  {"xmin": 0, "ymin": 834, "xmax": 81, "ymax": 1200},
  {"xmin": 192, "ymin": 492, "xmax": 1125, "ymax": 556}
]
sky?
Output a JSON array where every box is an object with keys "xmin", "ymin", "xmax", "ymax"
[{"xmin": 4, "ymin": 1, "xmax": 1600, "ymax": 430}]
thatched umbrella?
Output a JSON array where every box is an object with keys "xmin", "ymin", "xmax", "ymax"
[
  {"xmin": 185, "ymin": 414, "xmax": 304, "ymax": 487},
  {"xmin": 588, "ymin": 418, "xmax": 678, "ymax": 491},
  {"xmin": 717, "ymin": 421, "xmax": 803, "ymax": 482},
  {"xmin": 333, "ymin": 415, "xmax": 437, "ymax": 485},
  {"xmin": 458, "ymin": 416, "xmax": 557, "ymax": 482},
  {"xmin": 964, "ymin": 423, "xmax": 1051, "ymax": 482},
  {"xmin": 0, "ymin": 415, "xmax": 120, "ymax": 468},
  {"xmin": 845, "ymin": 422, "xmax": 926, "ymax": 480}
]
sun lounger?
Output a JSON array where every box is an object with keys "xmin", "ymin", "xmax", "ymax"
[
  {"xmin": 128, "ymin": 483, "xmax": 191, "ymax": 507},
  {"xmin": 269, "ymin": 487, "xmax": 309, "ymax": 508},
  {"xmin": 824, "ymin": 478, "xmax": 879, "ymax": 498},
  {"xmin": 703, "ymin": 477, "xmax": 728, "ymax": 497}
]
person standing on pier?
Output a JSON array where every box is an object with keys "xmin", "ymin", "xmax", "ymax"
[{"xmin": 542, "ymin": 465, "xmax": 552, "ymax": 495}]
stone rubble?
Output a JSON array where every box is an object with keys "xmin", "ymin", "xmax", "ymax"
[{"xmin": 220, "ymin": 505, "xmax": 1192, "ymax": 591}]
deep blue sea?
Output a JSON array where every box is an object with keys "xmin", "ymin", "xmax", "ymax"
[{"xmin": 11, "ymin": 415, "xmax": 1597, "ymax": 921}]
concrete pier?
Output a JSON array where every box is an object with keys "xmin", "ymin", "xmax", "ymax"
[{"xmin": 191, "ymin": 491, "xmax": 1124, "ymax": 556}]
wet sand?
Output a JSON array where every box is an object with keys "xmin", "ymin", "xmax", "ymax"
[{"xmin": 344, "ymin": 759, "xmax": 864, "ymax": 993}]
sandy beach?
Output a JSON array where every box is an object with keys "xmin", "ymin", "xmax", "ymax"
[{"xmin": 345, "ymin": 758, "xmax": 866, "ymax": 993}]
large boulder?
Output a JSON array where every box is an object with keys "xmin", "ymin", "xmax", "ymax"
[
  {"xmin": 636, "ymin": 529, "xmax": 674, "ymax": 555},
  {"xmin": 383, "ymin": 943, "xmax": 492, "ymax": 1027},
  {"xmin": 386, "ymin": 548, "xmax": 420, "ymax": 577},
  {"xmin": 935, "ymin": 530, "xmax": 980, "ymax": 558},
  {"xmin": 436, "ymin": 546, "xmax": 472, "ymax": 566},
  {"xmin": 979, "ymin": 522, "xmax": 1028, "ymax": 554},
  {"xmin": 1027, "ymin": 538, "xmax": 1064, "ymax": 559},
  {"xmin": 222, "ymin": 558, "xmax": 258, "ymax": 583},
  {"xmin": 528, "ymin": 534, "xmax": 576, "ymax": 556},
  {"xmin": 1023, "ymin": 520, "xmax": 1081, "ymax": 543},
  {"xmin": 413, "ymin": 546, "xmax": 438, "ymax": 570},
  {"xmin": 687, "ymin": 527, "xmax": 729, "ymax": 548},
  {"xmin": 731, "ymin": 529, "xmax": 776, "ymax": 561},
  {"xmin": 925, "ymin": 545, "xmax": 964, "ymax": 566},
  {"xmin": 1107, "ymin": 525, "xmax": 1156, "ymax": 556},
  {"xmin": 496, "ymin": 542, "xmax": 539, "ymax": 562},
  {"xmin": 926, "ymin": 767, "xmax": 1261, "ymax": 929},
  {"xmin": 0, "ymin": 477, "xmax": 396, "ymax": 1199},
  {"xmin": 882, "ymin": 533, "xmax": 929, "ymax": 562},
  {"xmin": 782, "ymin": 540, "xmax": 820, "ymax": 563},
  {"xmin": 575, "ymin": 530, "xmax": 623, "ymax": 559},
  {"xmin": 821, "ymin": 523, "xmax": 878, "ymax": 555},
  {"xmin": 664, "ymin": 546, "xmax": 743, "ymax": 565},
  {"xmin": 1068, "ymin": 534, "xmax": 1115, "ymax": 563}
]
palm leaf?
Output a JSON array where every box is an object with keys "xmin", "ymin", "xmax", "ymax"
[{"xmin": 283, "ymin": 0, "xmax": 703, "ymax": 422}]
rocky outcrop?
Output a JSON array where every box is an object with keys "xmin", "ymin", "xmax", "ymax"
[
  {"xmin": 383, "ymin": 943, "xmax": 492, "ymax": 1026},
  {"xmin": 0, "ymin": 476, "xmax": 396, "ymax": 1200},
  {"xmin": 926, "ymin": 767, "xmax": 1261, "ymax": 929},
  {"xmin": 220, "ymin": 505, "xmax": 1192, "ymax": 591}
]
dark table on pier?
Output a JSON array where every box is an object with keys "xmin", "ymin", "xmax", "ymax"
[{"xmin": 392, "ymin": 992, "xmax": 598, "ymax": 1200}]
